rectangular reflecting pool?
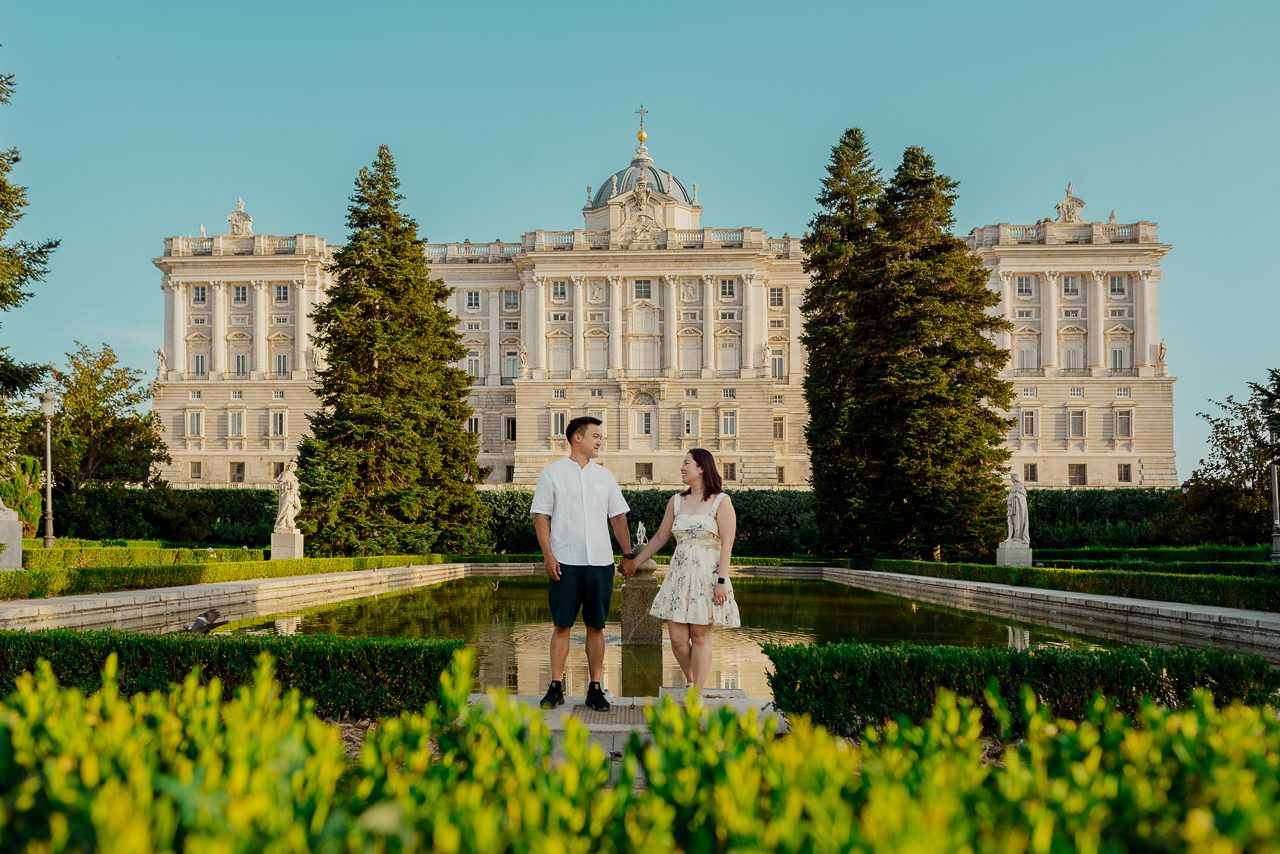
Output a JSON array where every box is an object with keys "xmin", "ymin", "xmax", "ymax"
[{"xmin": 219, "ymin": 576, "xmax": 1115, "ymax": 698}]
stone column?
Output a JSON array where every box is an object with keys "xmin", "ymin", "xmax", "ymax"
[
  {"xmin": 1135, "ymin": 268, "xmax": 1157, "ymax": 372},
  {"xmin": 164, "ymin": 280, "xmax": 182, "ymax": 378},
  {"xmin": 252, "ymin": 280, "xmax": 269, "ymax": 378},
  {"xmin": 1088, "ymin": 271, "xmax": 1106, "ymax": 374},
  {"xmin": 530, "ymin": 276, "xmax": 546, "ymax": 376},
  {"xmin": 487, "ymin": 289, "xmax": 501, "ymax": 384},
  {"xmin": 294, "ymin": 279, "xmax": 311, "ymax": 377},
  {"xmin": 701, "ymin": 274, "xmax": 715, "ymax": 377},
  {"xmin": 571, "ymin": 276, "xmax": 586, "ymax": 377},
  {"xmin": 662, "ymin": 275, "xmax": 678, "ymax": 376},
  {"xmin": 608, "ymin": 276, "xmax": 624, "ymax": 376},
  {"xmin": 741, "ymin": 273, "xmax": 758, "ymax": 377},
  {"xmin": 172, "ymin": 281, "xmax": 187, "ymax": 376},
  {"xmin": 1040, "ymin": 271, "xmax": 1059, "ymax": 372},
  {"xmin": 997, "ymin": 271, "xmax": 1013, "ymax": 350},
  {"xmin": 787, "ymin": 287, "xmax": 804, "ymax": 382},
  {"xmin": 210, "ymin": 281, "xmax": 227, "ymax": 377}
]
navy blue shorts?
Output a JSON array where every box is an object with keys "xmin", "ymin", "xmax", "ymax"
[{"xmin": 549, "ymin": 563, "xmax": 614, "ymax": 629}]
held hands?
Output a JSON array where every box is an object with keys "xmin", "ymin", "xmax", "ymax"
[
  {"xmin": 618, "ymin": 558, "xmax": 636, "ymax": 578},
  {"xmin": 713, "ymin": 580, "xmax": 729, "ymax": 606},
  {"xmin": 544, "ymin": 556, "xmax": 561, "ymax": 581}
]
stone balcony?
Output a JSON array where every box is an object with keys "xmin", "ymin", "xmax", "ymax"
[
  {"xmin": 421, "ymin": 229, "xmax": 804, "ymax": 262},
  {"xmin": 967, "ymin": 221, "xmax": 1159, "ymax": 250},
  {"xmin": 164, "ymin": 234, "xmax": 329, "ymax": 257}
]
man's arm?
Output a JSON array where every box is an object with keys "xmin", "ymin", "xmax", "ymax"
[
  {"xmin": 534, "ymin": 513, "xmax": 560, "ymax": 581},
  {"xmin": 609, "ymin": 513, "xmax": 634, "ymax": 577}
]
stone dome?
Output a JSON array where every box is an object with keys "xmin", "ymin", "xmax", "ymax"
[{"xmin": 590, "ymin": 143, "xmax": 693, "ymax": 208}]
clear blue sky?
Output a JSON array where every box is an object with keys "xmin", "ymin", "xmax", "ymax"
[{"xmin": 5, "ymin": 0, "xmax": 1277, "ymax": 476}]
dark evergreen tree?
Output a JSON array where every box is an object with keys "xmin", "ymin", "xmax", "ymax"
[
  {"xmin": 803, "ymin": 136, "xmax": 1012, "ymax": 561},
  {"xmin": 0, "ymin": 69, "xmax": 58, "ymax": 396},
  {"xmin": 297, "ymin": 146, "xmax": 491, "ymax": 556},
  {"xmin": 800, "ymin": 128, "xmax": 883, "ymax": 546}
]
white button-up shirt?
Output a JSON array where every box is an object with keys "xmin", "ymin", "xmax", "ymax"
[{"xmin": 529, "ymin": 457, "xmax": 630, "ymax": 566}]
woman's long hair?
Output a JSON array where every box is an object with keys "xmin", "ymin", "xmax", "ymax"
[{"xmin": 681, "ymin": 447, "xmax": 724, "ymax": 497}]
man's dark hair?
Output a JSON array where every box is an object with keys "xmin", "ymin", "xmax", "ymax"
[{"xmin": 566, "ymin": 415, "xmax": 602, "ymax": 444}]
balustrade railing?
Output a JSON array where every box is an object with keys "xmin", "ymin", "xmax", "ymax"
[
  {"xmin": 500, "ymin": 377, "xmax": 516, "ymax": 386},
  {"xmin": 586, "ymin": 231, "xmax": 610, "ymax": 248},
  {"xmin": 191, "ymin": 238, "xmax": 213, "ymax": 255},
  {"xmin": 1012, "ymin": 368, "xmax": 1044, "ymax": 377},
  {"xmin": 1110, "ymin": 367, "xmax": 1139, "ymax": 377},
  {"xmin": 710, "ymin": 229, "xmax": 743, "ymax": 244}
]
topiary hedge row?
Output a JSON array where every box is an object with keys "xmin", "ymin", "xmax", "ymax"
[
  {"xmin": 763, "ymin": 641, "xmax": 1280, "ymax": 737},
  {"xmin": 872, "ymin": 558, "xmax": 1280, "ymax": 611},
  {"xmin": 0, "ymin": 630, "xmax": 462, "ymax": 720},
  {"xmin": 57, "ymin": 486, "xmax": 278, "ymax": 545},
  {"xmin": 22, "ymin": 546, "xmax": 266, "ymax": 570},
  {"xmin": 1036, "ymin": 559, "xmax": 1279, "ymax": 578},
  {"xmin": 1034, "ymin": 545, "xmax": 1274, "ymax": 563},
  {"xmin": 0, "ymin": 554, "xmax": 442, "ymax": 601},
  {"xmin": 4, "ymin": 651, "xmax": 1279, "ymax": 850}
]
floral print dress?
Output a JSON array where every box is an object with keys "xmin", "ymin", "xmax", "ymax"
[{"xmin": 648, "ymin": 493, "xmax": 741, "ymax": 627}]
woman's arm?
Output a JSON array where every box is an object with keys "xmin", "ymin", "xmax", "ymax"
[
  {"xmin": 631, "ymin": 496, "xmax": 676, "ymax": 565},
  {"xmin": 715, "ymin": 495, "xmax": 737, "ymax": 577}
]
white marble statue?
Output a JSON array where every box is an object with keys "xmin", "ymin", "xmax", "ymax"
[
  {"xmin": 274, "ymin": 460, "xmax": 301, "ymax": 533},
  {"xmin": 1005, "ymin": 473, "xmax": 1029, "ymax": 544},
  {"xmin": 635, "ymin": 521, "xmax": 648, "ymax": 547}
]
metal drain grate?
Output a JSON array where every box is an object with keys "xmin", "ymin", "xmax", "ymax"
[{"xmin": 570, "ymin": 704, "xmax": 650, "ymax": 726}]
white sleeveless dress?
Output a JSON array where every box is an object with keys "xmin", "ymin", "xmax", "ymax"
[{"xmin": 648, "ymin": 493, "xmax": 741, "ymax": 627}]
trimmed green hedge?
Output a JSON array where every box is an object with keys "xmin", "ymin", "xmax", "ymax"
[
  {"xmin": 764, "ymin": 641, "xmax": 1280, "ymax": 737},
  {"xmin": 1038, "ymin": 559, "xmax": 1280, "ymax": 578},
  {"xmin": 23, "ymin": 546, "xmax": 265, "ymax": 570},
  {"xmin": 0, "ymin": 554, "xmax": 443, "ymax": 601},
  {"xmin": 23, "ymin": 538, "xmax": 166, "ymax": 549},
  {"xmin": 1034, "ymin": 545, "xmax": 1274, "ymax": 563},
  {"xmin": 5, "ymin": 651, "xmax": 1280, "ymax": 850},
  {"xmin": 58, "ymin": 486, "xmax": 277, "ymax": 545},
  {"xmin": 873, "ymin": 558, "xmax": 1280, "ymax": 611},
  {"xmin": 0, "ymin": 629, "xmax": 462, "ymax": 719}
]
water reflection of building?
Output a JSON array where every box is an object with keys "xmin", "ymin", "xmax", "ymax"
[
  {"xmin": 1007, "ymin": 626, "xmax": 1031, "ymax": 650},
  {"xmin": 273, "ymin": 615, "xmax": 301, "ymax": 636}
]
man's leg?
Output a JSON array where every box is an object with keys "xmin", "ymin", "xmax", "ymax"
[
  {"xmin": 667, "ymin": 621, "xmax": 693, "ymax": 683},
  {"xmin": 584, "ymin": 626, "xmax": 605, "ymax": 683},
  {"xmin": 543, "ymin": 565, "xmax": 581, "ymax": 708},
  {"xmin": 550, "ymin": 626, "xmax": 572, "ymax": 681},
  {"xmin": 582, "ymin": 565, "xmax": 613, "ymax": 710},
  {"xmin": 688, "ymin": 624, "xmax": 714, "ymax": 689}
]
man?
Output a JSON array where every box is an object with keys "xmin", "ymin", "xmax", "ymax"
[{"xmin": 530, "ymin": 415, "xmax": 636, "ymax": 711}]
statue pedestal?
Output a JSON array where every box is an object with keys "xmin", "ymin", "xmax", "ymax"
[
  {"xmin": 996, "ymin": 540, "xmax": 1032, "ymax": 567},
  {"xmin": 0, "ymin": 505, "xmax": 22, "ymax": 571},
  {"xmin": 619, "ymin": 560, "xmax": 664, "ymax": 645},
  {"xmin": 271, "ymin": 531, "xmax": 304, "ymax": 561}
]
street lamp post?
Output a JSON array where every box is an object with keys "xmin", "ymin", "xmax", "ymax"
[
  {"xmin": 1270, "ymin": 420, "xmax": 1280, "ymax": 565},
  {"xmin": 39, "ymin": 389, "xmax": 57, "ymax": 549}
]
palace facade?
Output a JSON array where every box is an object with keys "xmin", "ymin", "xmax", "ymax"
[{"xmin": 151, "ymin": 133, "xmax": 1177, "ymax": 489}]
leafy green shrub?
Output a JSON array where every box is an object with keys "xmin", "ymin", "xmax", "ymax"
[
  {"xmin": 873, "ymin": 558, "xmax": 1280, "ymax": 611},
  {"xmin": 0, "ymin": 455, "xmax": 41, "ymax": 536},
  {"xmin": 0, "ymin": 630, "xmax": 462, "ymax": 719},
  {"xmin": 0, "ymin": 554, "xmax": 443, "ymax": 601},
  {"xmin": 764, "ymin": 641, "xmax": 1280, "ymax": 737},
  {"xmin": 24, "ymin": 538, "xmax": 166, "ymax": 549},
  {"xmin": 22, "ymin": 546, "xmax": 265, "ymax": 570},
  {"xmin": 4, "ymin": 652, "xmax": 1280, "ymax": 851},
  {"xmin": 1035, "ymin": 545, "xmax": 1273, "ymax": 563},
  {"xmin": 57, "ymin": 486, "xmax": 277, "ymax": 545},
  {"xmin": 1026, "ymin": 488, "xmax": 1178, "ymax": 548},
  {"xmin": 1037, "ymin": 559, "xmax": 1280, "ymax": 577}
]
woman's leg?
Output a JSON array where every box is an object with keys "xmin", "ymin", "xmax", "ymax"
[
  {"xmin": 667, "ymin": 621, "xmax": 693, "ymax": 683},
  {"xmin": 688, "ymin": 623, "xmax": 713, "ymax": 690}
]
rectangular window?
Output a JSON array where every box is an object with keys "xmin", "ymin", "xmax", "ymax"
[
  {"xmin": 720, "ymin": 279, "xmax": 736, "ymax": 300},
  {"xmin": 1115, "ymin": 409, "xmax": 1133, "ymax": 438},
  {"xmin": 504, "ymin": 321, "xmax": 520, "ymax": 330},
  {"xmin": 231, "ymin": 390, "xmax": 244, "ymax": 400},
  {"xmin": 503, "ymin": 290, "xmax": 519, "ymax": 310},
  {"xmin": 466, "ymin": 350, "xmax": 481, "ymax": 377},
  {"xmin": 1068, "ymin": 408, "xmax": 1087, "ymax": 438},
  {"xmin": 274, "ymin": 285, "xmax": 289, "ymax": 304},
  {"xmin": 465, "ymin": 321, "xmax": 481, "ymax": 331},
  {"xmin": 275, "ymin": 353, "xmax": 288, "ymax": 375},
  {"xmin": 686, "ymin": 389, "xmax": 698, "ymax": 398},
  {"xmin": 1117, "ymin": 463, "xmax": 1133, "ymax": 483},
  {"xmin": 1063, "ymin": 309, "xmax": 1080, "ymax": 318},
  {"xmin": 1016, "ymin": 309, "xmax": 1034, "ymax": 318},
  {"xmin": 1109, "ymin": 275, "xmax": 1126, "ymax": 297},
  {"xmin": 193, "ymin": 354, "xmax": 207, "ymax": 376},
  {"xmin": 1109, "ymin": 308, "xmax": 1129, "ymax": 318},
  {"xmin": 232, "ymin": 315, "xmax": 249, "ymax": 325},
  {"xmin": 776, "ymin": 466, "xmax": 785, "ymax": 483},
  {"xmin": 771, "ymin": 394, "xmax": 784, "ymax": 404},
  {"xmin": 1021, "ymin": 387, "xmax": 1037, "ymax": 398},
  {"xmin": 466, "ymin": 416, "xmax": 479, "ymax": 434},
  {"xmin": 1023, "ymin": 463, "xmax": 1038, "ymax": 483},
  {"xmin": 228, "ymin": 411, "xmax": 244, "ymax": 437},
  {"xmin": 466, "ymin": 291, "xmax": 481, "ymax": 310},
  {"xmin": 1070, "ymin": 387, "xmax": 1085, "ymax": 398},
  {"xmin": 190, "ymin": 461, "xmax": 202, "ymax": 480},
  {"xmin": 550, "ymin": 280, "xmax": 566, "ymax": 301},
  {"xmin": 770, "ymin": 350, "xmax": 785, "ymax": 379},
  {"xmin": 683, "ymin": 410, "xmax": 700, "ymax": 437},
  {"xmin": 1068, "ymin": 464, "xmax": 1088, "ymax": 487},
  {"xmin": 503, "ymin": 351, "xmax": 518, "ymax": 379},
  {"xmin": 192, "ymin": 285, "xmax": 207, "ymax": 305},
  {"xmin": 273, "ymin": 462, "xmax": 286, "ymax": 479},
  {"xmin": 273, "ymin": 390, "xmax": 285, "ymax": 400},
  {"xmin": 590, "ymin": 388, "xmax": 604, "ymax": 398},
  {"xmin": 721, "ymin": 410, "xmax": 737, "ymax": 436},
  {"xmin": 1021, "ymin": 410, "xmax": 1037, "ymax": 438},
  {"xmin": 768, "ymin": 287, "xmax": 784, "ymax": 308},
  {"xmin": 504, "ymin": 465, "xmax": 515, "ymax": 483},
  {"xmin": 271, "ymin": 412, "xmax": 286, "ymax": 437},
  {"xmin": 187, "ymin": 411, "xmax": 203, "ymax": 437},
  {"xmin": 553, "ymin": 411, "xmax": 567, "ymax": 436},
  {"xmin": 772, "ymin": 416, "xmax": 785, "ymax": 440},
  {"xmin": 682, "ymin": 311, "xmax": 700, "ymax": 321},
  {"xmin": 553, "ymin": 388, "xmax": 566, "ymax": 399},
  {"xmin": 505, "ymin": 417, "xmax": 517, "ymax": 441},
  {"xmin": 636, "ymin": 411, "xmax": 652, "ymax": 436},
  {"xmin": 1062, "ymin": 275, "xmax": 1079, "ymax": 297},
  {"xmin": 636, "ymin": 463, "xmax": 653, "ymax": 482},
  {"xmin": 1016, "ymin": 276, "xmax": 1033, "ymax": 297},
  {"xmin": 723, "ymin": 462, "xmax": 737, "ymax": 481},
  {"xmin": 1063, "ymin": 346, "xmax": 1083, "ymax": 371},
  {"xmin": 1116, "ymin": 386, "xmax": 1132, "ymax": 398},
  {"xmin": 189, "ymin": 390, "xmax": 202, "ymax": 400},
  {"xmin": 719, "ymin": 311, "xmax": 737, "ymax": 321},
  {"xmin": 191, "ymin": 316, "xmax": 208, "ymax": 325},
  {"xmin": 234, "ymin": 354, "xmax": 248, "ymax": 376},
  {"xmin": 633, "ymin": 280, "xmax": 651, "ymax": 300},
  {"xmin": 587, "ymin": 313, "xmax": 603, "ymax": 322},
  {"xmin": 723, "ymin": 388, "xmax": 736, "ymax": 399},
  {"xmin": 233, "ymin": 285, "xmax": 248, "ymax": 303},
  {"xmin": 1111, "ymin": 348, "xmax": 1128, "ymax": 370},
  {"xmin": 230, "ymin": 462, "xmax": 245, "ymax": 483},
  {"xmin": 273, "ymin": 315, "xmax": 290, "ymax": 324},
  {"xmin": 551, "ymin": 312, "xmax": 568, "ymax": 321},
  {"xmin": 769, "ymin": 319, "xmax": 785, "ymax": 329}
]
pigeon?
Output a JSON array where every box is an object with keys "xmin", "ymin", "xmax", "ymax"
[{"xmin": 185, "ymin": 609, "xmax": 223, "ymax": 634}]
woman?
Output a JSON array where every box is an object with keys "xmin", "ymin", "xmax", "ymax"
[{"xmin": 630, "ymin": 448, "xmax": 740, "ymax": 691}]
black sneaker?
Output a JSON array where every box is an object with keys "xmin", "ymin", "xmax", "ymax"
[
  {"xmin": 585, "ymin": 681, "xmax": 610, "ymax": 712},
  {"xmin": 539, "ymin": 681, "xmax": 565, "ymax": 710}
]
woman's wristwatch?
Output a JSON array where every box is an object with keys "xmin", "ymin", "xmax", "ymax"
[
  {"xmin": 623, "ymin": 551, "xmax": 636, "ymax": 561},
  {"xmin": 716, "ymin": 576, "xmax": 727, "ymax": 584}
]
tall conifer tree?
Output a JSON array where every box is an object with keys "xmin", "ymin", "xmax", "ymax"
[
  {"xmin": 800, "ymin": 128, "xmax": 883, "ymax": 544},
  {"xmin": 297, "ymin": 146, "xmax": 491, "ymax": 555}
]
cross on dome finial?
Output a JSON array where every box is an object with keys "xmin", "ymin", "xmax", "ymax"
[{"xmin": 635, "ymin": 103, "xmax": 648, "ymax": 143}]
